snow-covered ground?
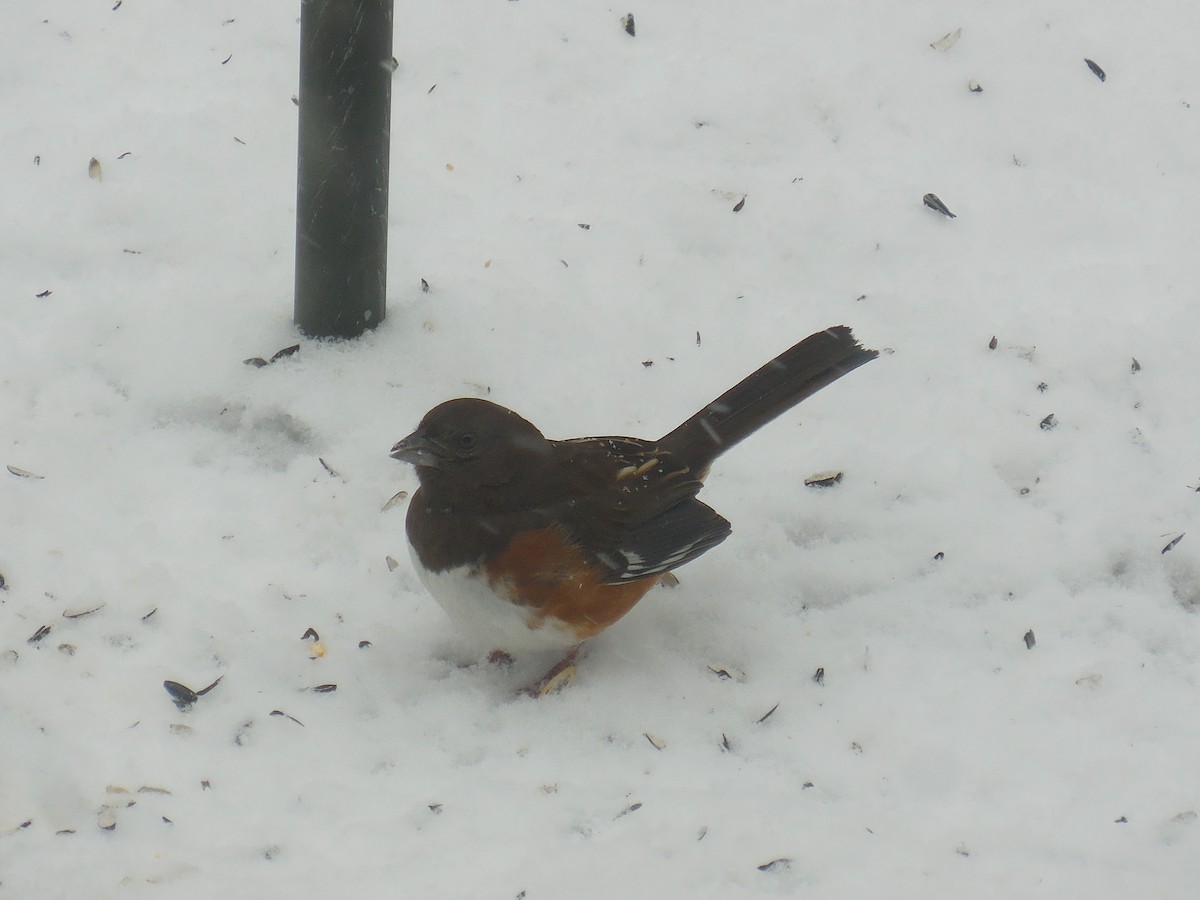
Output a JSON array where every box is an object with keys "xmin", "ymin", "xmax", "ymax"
[{"xmin": 3, "ymin": 2, "xmax": 1199, "ymax": 897}]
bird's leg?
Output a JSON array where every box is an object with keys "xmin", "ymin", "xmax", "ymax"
[{"xmin": 520, "ymin": 644, "xmax": 583, "ymax": 698}]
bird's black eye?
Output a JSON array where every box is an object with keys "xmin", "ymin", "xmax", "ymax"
[{"xmin": 456, "ymin": 432, "xmax": 477, "ymax": 452}]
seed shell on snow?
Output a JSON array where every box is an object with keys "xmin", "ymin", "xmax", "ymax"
[
  {"xmin": 270, "ymin": 709, "xmax": 305, "ymax": 726},
  {"xmin": 1084, "ymin": 58, "xmax": 1106, "ymax": 82},
  {"xmin": 7, "ymin": 465, "xmax": 45, "ymax": 479},
  {"xmin": 1161, "ymin": 533, "xmax": 1185, "ymax": 555},
  {"xmin": 923, "ymin": 193, "xmax": 956, "ymax": 218},
  {"xmin": 804, "ymin": 470, "xmax": 843, "ymax": 487},
  {"xmin": 28, "ymin": 624, "xmax": 52, "ymax": 644},
  {"xmin": 755, "ymin": 702, "xmax": 780, "ymax": 725},
  {"xmin": 163, "ymin": 681, "xmax": 199, "ymax": 710},
  {"xmin": 381, "ymin": 489, "xmax": 408, "ymax": 512},
  {"xmin": 930, "ymin": 28, "xmax": 962, "ymax": 51},
  {"xmin": 643, "ymin": 732, "xmax": 666, "ymax": 750},
  {"xmin": 63, "ymin": 603, "xmax": 105, "ymax": 619},
  {"xmin": 757, "ymin": 858, "xmax": 792, "ymax": 873}
]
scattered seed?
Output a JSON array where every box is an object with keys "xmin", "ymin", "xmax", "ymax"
[
  {"xmin": 615, "ymin": 802, "xmax": 642, "ymax": 819},
  {"xmin": 386, "ymin": 555, "xmax": 399, "ymax": 571},
  {"xmin": 755, "ymin": 702, "xmax": 780, "ymax": 725},
  {"xmin": 577, "ymin": 223, "xmax": 591, "ymax": 230},
  {"xmin": 291, "ymin": 95, "xmax": 299, "ymax": 106},
  {"xmin": 719, "ymin": 733, "xmax": 732, "ymax": 752},
  {"xmin": 142, "ymin": 607, "xmax": 158, "ymax": 621},
  {"xmin": 988, "ymin": 335, "xmax": 998, "ymax": 350},
  {"xmin": 302, "ymin": 627, "xmax": 320, "ymax": 642},
  {"xmin": 63, "ymin": 603, "xmax": 105, "ymax": 619},
  {"xmin": 1131, "ymin": 357, "xmax": 1141, "ymax": 373},
  {"xmin": 933, "ymin": 551, "xmax": 945, "ymax": 561},
  {"xmin": 930, "ymin": 27, "xmax": 962, "ymax": 51},
  {"xmin": 243, "ymin": 357, "xmax": 268, "ymax": 368},
  {"xmin": 138, "ymin": 785, "xmax": 172, "ymax": 795},
  {"xmin": 309, "ymin": 683, "xmax": 337, "ymax": 693},
  {"xmin": 163, "ymin": 681, "xmax": 199, "ymax": 711},
  {"xmin": 642, "ymin": 360, "xmax": 654, "ymax": 368},
  {"xmin": 27, "ymin": 625, "xmax": 52, "ymax": 644},
  {"xmin": 382, "ymin": 490, "xmax": 408, "ymax": 512},
  {"xmin": 36, "ymin": 289, "xmax": 52, "ymax": 298},
  {"xmin": 97, "ymin": 809, "xmax": 117, "ymax": 831},
  {"xmin": 428, "ymin": 83, "xmax": 437, "ymax": 94},
  {"xmin": 968, "ymin": 79, "xmax": 983, "ymax": 93},
  {"xmin": 420, "ymin": 277, "xmax": 430, "ymax": 292},
  {"xmin": 201, "ymin": 780, "xmax": 211, "ymax": 790},
  {"xmin": 428, "ymin": 803, "xmax": 443, "ymax": 814},
  {"xmin": 697, "ymin": 826, "xmax": 708, "ymax": 841},
  {"xmin": 1084, "ymin": 58, "xmax": 1106, "ymax": 82},
  {"xmin": 622, "ymin": 13, "xmax": 635, "ymax": 37},
  {"xmin": 850, "ymin": 741, "xmax": 863, "ymax": 753},
  {"xmin": 1161, "ymin": 533, "xmax": 1185, "ymax": 555},
  {"xmin": 0, "ymin": 571, "xmax": 6, "ymax": 591},
  {"xmin": 88, "ymin": 158, "xmax": 102, "ymax": 181},
  {"xmin": 1037, "ymin": 382, "xmax": 1048, "ymax": 393},
  {"xmin": 802, "ymin": 782, "xmax": 814, "ymax": 789},
  {"xmin": 923, "ymin": 193, "xmax": 956, "ymax": 218},
  {"xmin": 270, "ymin": 710, "xmax": 305, "ymax": 726},
  {"xmin": 56, "ymin": 829, "xmax": 76, "ymax": 835},
  {"xmin": 1114, "ymin": 816, "xmax": 1128, "ymax": 823},
  {"xmin": 733, "ymin": 196, "xmax": 745, "ymax": 212},
  {"xmin": 695, "ymin": 331, "xmax": 701, "ymax": 346},
  {"xmin": 812, "ymin": 667, "xmax": 825, "ymax": 685},
  {"xmin": 1039, "ymin": 413, "xmax": 1057, "ymax": 431},
  {"xmin": 757, "ymin": 858, "xmax": 792, "ymax": 873},
  {"xmin": 7, "ymin": 465, "xmax": 45, "ymax": 479},
  {"xmin": 804, "ymin": 470, "xmax": 843, "ymax": 488},
  {"xmin": 1023, "ymin": 629, "xmax": 1036, "ymax": 649},
  {"xmin": 221, "ymin": 54, "xmax": 232, "ymax": 64},
  {"xmin": 708, "ymin": 665, "xmax": 732, "ymax": 680},
  {"xmin": 195, "ymin": 676, "xmax": 222, "ymax": 697},
  {"xmin": 318, "ymin": 457, "xmax": 340, "ymax": 478},
  {"xmin": 358, "ymin": 640, "xmax": 372, "ymax": 648},
  {"xmin": 644, "ymin": 732, "xmax": 666, "ymax": 750}
]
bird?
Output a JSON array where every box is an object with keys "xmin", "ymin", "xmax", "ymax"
[{"xmin": 390, "ymin": 325, "xmax": 877, "ymax": 692}]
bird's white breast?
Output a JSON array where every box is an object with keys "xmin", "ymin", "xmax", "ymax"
[{"xmin": 409, "ymin": 543, "xmax": 581, "ymax": 653}]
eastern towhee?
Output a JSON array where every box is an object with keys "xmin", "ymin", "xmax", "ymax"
[{"xmin": 391, "ymin": 326, "xmax": 876, "ymax": 687}]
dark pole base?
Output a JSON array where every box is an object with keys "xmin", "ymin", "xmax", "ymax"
[{"xmin": 295, "ymin": 0, "xmax": 393, "ymax": 339}]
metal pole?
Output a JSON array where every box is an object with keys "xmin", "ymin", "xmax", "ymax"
[{"xmin": 295, "ymin": 0, "xmax": 393, "ymax": 338}]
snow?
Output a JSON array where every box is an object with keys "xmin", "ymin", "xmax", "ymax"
[{"xmin": 3, "ymin": 1, "xmax": 1200, "ymax": 896}]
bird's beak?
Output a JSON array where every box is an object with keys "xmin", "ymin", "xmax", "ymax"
[{"xmin": 390, "ymin": 431, "xmax": 441, "ymax": 468}]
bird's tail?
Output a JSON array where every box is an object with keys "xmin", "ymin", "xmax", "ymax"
[{"xmin": 660, "ymin": 325, "xmax": 877, "ymax": 469}]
